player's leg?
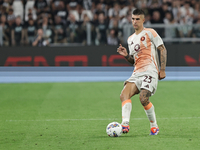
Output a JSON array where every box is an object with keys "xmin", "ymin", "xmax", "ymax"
[
  {"xmin": 139, "ymin": 89, "xmax": 159, "ymax": 135},
  {"xmin": 120, "ymin": 82, "xmax": 139, "ymax": 133}
]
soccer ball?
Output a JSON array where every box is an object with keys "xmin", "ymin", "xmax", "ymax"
[{"xmin": 106, "ymin": 122, "xmax": 122, "ymax": 137}]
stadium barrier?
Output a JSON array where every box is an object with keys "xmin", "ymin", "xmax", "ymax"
[
  {"xmin": 0, "ymin": 44, "xmax": 200, "ymax": 66},
  {"xmin": 0, "ymin": 66, "xmax": 200, "ymax": 83}
]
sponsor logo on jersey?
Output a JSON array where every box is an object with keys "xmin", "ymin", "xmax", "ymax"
[
  {"xmin": 141, "ymin": 36, "xmax": 145, "ymax": 41},
  {"xmin": 144, "ymin": 84, "xmax": 149, "ymax": 88},
  {"xmin": 134, "ymin": 44, "xmax": 140, "ymax": 52}
]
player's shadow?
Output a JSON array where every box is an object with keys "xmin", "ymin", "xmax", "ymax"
[
  {"xmin": 93, "ymin": 134, "xmax": 149, "ymax": 138},
  {"xmin": 160, "ymin": 134, "xmax": 198, "ymax": 139}
]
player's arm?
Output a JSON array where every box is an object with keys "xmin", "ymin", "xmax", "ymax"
[
  {"xmin": 117, "ymin": 44, "xmax": 134, "ymax": 65},
  {"xmin": 157, "ymin": 44, "xmax": 167, "ymax": 80},
  {"xmin": 124, "ymin": 55, "xmax": 134, "ymax": 64}
]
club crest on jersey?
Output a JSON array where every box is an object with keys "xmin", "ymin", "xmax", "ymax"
[
  {"xmin": 134, "ymin": 44, "xmax": 140, "ymax": 52},
  {"xmin": 141, "ymin": 36, "xmax": 145, "ymax": 41}
]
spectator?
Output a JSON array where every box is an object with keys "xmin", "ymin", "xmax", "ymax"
[
  {"xmin": 0, "ymin": 0, "xmax": 4, "ymax": 6},
  {"xmin": 93, "ymin": 1, "xmax": 107, "ymax": 17},
  {"xmin": 37, "ymin": 11, "xmax": 53, "ymax": 27},
  {"xmin": 147, "ymin": 0, "xmax": 162, "ymax": 9},
  {"xmin": 52, "ymin": 0, "xmax": 68, "ymax": 24},
  {"xmin": 34, "ymin": 0, "xmax": 49, "ymax": 18},
  {"xmin": 66, "ymin": 0, "xmax": 79, "ymax": 11},
  {"xmin": 79, "ymin": 1, "xmax": 93, "ymax": 22},
  {"xmin": 2, "ymin": 0, "xmax": 12, "ymax": 9},
  {"xmin": 80, "ymin": 9, "xmax": 93, "ymax": 22},
  {"xmin": 79, "ymin": 14, "xmax": 91, "ymax": 45},
  {"xmin": 163, "ymin": 11, "xmax": 175, "ymax": 24},
  {"xmin": 25, "ymin": 8, "xmax": 37, "ymax": 22},
  {"xmin": 135, "ymin": 0, "xmax": 147, "ymax": 9},
  {"xmin": 190, "ymin": 0, "xmax": 197, "ymax": 8},
  {"xmin": 26, "ymin": 11, "xmax": 35, "ymax": 22},
  {"xmin": 0, "ymin": 6, "xmax": 8, "ymax": 17},
  {"xmin": 120, "ymin": 13, "xmax": 134, "ymax": 43},
  {"xmin": 53, "ymin": 15, "xmax": 66, "ymax": 43},
  {"xmin": 0, "ymin": 14, "xmax": 9, "ymax": 46},
  {"xmin": 109, "ymin": 16, "xmax": 120, "ymax": 29},
  {"xmin": 105, "ymin": 0, "xmax": 114, "ymax": 10},
  {"xmin": 25, "ymin": 0, "xmax": 37, "ymax": 21},
  {"xmin": 11, "ymin": 16, "xmax": 24, "ymax": 46},
  {"xmin": 38, "ymin": 14, "xmax": 54, "ymax": 43},
  {"xmin": 193, "ymin": 2, "xmax": 200, "ymax": 21},
  {"xmin": 107, "ymin": 28, "xmax": 120, "ymax": 45},
  {"xmin": 0, "ymin": 0, "xmax": 199, "ymax": 46},
  {"xmin": 151, "ymin": 10, "xmax": 164, "ymax": 24},
  {"xmin": 7, "ymin": 8, "xmax": 15, "ymax": 27},
  {"xmin": 12, "ymin": 0, "xmax": 24, "ymax": 21},
  {"xmin": 194, "ymin": 11, "xmax": 200, "ymax": 23},
  {"xmin": 66, "ymin": 13, "xmax": 80, "ymax": 43},
  {"xmin": 95, "ymin": 12, "xmax": 108, "ymax": 45},
  {"xmin": 118, "ymin": 0, "xmax": 129, "ymax": 20},
  {"xmin": 46, "ymin": 0, "xmax": 51, "ymax": 5},
  {"xmin": 24, "ymin": 18, "xmax": 37, "ymax": 45},
  {"xmin": 150, "ymin": 10, "xmax": 164, "ymax": 37},
  {"xmin": 163, "ymin": 11, "xmax": 178, "ymax": 40},
  {"xmin": 109, "ymin": 15, "xmax": 123, "ymax": 42},
  {"xmin": 179, "ymin": 1, "xmax": 194, "ymax": 19},
  {"xmin": 74, "ymin": 13, "xmax": 90, "ymax": 44},
  {"xmin": 160, "ymin": 2, "xmax": 171, "ymax": 19},
  {"xmin": 192, "ymin": 18, "xmax": 200, "ymax": 40},
  {"xmin": 171, "ymin": 0, "xmax": 181, "ymax": 22},
  {"xmin": 81, "ymin": 0, "xmax": 93, "ymax": 10},
  {"xmin": 148, "ymin": 0, "xmax": 162, "ymax": 15},
  {"xmin": 179, "ymin": 1, "xmax": 194, "ymax": 24},
  {"xmin": 32, "ymin": 28, "xmax": 49, "ymax": 46},
  {"xmin": 126, "ymin": 1, "xmax": 136, "ymax": 15},
  {"xmin": 51, "ymin": 0, "xmax": 64, "ymax": 12},
  {"xmin": 144, "ymin": 13, "xmax": 151, "ymax": 25},
  {"xmin": 177, "ymin": 16, "xmax": 193, "ymax": 38},
  {"xmin": 120, "ymin": 11, "xmax": 132, "ymax": 27},
  {"xmin": 66, "ymin": 0, "xmax": 79, "ymax": 21},
  {"xmin": 108, "ymin": 2, "xmax": 123, "ymax": 20}
]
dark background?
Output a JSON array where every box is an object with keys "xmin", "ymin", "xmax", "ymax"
[{"xmin": 0, "ymin": 44, "xmax": 200, "ymax": 66}]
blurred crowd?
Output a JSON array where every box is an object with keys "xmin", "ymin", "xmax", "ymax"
[{"xmin": 0, "ymin": 0, "xmax": 200, "ymax": 46}]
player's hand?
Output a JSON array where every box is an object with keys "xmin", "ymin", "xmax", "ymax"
[
  {"xmin": 117, "ymin": 44, "xmax": 128, "ymax": 57},
  {"xmin": 159, "ymin": 70, "xmax": 166, "ymax": 80}
]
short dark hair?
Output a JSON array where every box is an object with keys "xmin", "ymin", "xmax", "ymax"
[{"xmin": 132, "ymin": 9, "xmax": 145, "ymax": 16}]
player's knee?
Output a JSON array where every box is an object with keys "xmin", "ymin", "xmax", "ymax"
[
  {"xmin": 120, "ymin": 93, "xmax": 128, "ymax": 102},
  {"xmin": 120, "ymin": 93, "xmax": 125, "ymax": 102}
]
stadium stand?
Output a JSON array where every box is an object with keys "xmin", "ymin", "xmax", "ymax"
[{"xmin": 0, "ymin": 0, "xmax": 200, "ymax": 46}]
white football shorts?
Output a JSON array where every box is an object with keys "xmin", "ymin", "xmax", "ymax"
[{"xmin": 124, "ymin": 71, "xmax": 158, "ymax": 96}]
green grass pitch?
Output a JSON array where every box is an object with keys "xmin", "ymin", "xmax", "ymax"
[{"xmin": 0, "ymin": 81, "xmax": 200, "ymax": 150}]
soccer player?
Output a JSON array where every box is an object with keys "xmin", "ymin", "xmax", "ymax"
[{"xmin": 117, "ymin": 9, "xmax": 167, "ymax": 135}]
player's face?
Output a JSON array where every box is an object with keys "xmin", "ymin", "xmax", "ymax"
[{"xmin": 132, "ymin": 14, "xmax": 145, "ymax": 30}]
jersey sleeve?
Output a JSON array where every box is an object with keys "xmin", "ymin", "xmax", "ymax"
[
  {"xmin": 149, "ymin": 29, "xmax": 163, "ymax": 48},
  {"xmin": 127, "ymin": 39, "xmax": 132, "ymax": 55}
]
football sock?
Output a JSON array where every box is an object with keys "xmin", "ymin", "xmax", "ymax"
[
  {"xmin": 143, "ymin": 102, "xmax": 158, "ymax": 128},
  {"xmin": 121, "ymin": 99, "xmax": 132, "ymax": 125}
]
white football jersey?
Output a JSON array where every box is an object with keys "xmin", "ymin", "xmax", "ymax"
[{"xmin": 127, "ymin": 28, "xmax": 163, "ymax": 74}]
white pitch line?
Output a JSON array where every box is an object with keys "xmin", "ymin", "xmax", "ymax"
[{"xmin": 5, "ymin": 117, "xmax": 200, "ymax": 122}]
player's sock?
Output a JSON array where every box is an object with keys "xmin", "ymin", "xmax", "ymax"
[
  {"xmin": 121, "ymin": 99, "xmax": 132, "ymax": 125},
  {"xmin": 143, "ymin": 102, "xmax": 158, "ymax": 128}
]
